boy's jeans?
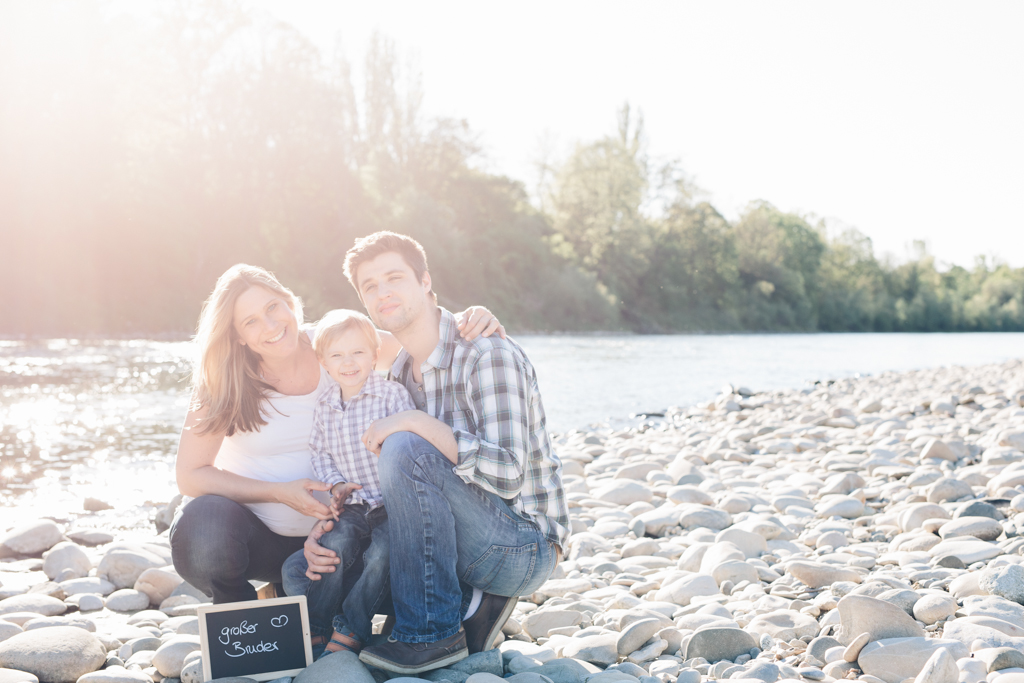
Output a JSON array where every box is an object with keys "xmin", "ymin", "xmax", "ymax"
[
  {"xmin": 377, "ymin": 432, "xmax": 559, "ymax": 644},
  {"xmin": 282, "ymin": 503, "xmax": 390, "ymax": 645}
]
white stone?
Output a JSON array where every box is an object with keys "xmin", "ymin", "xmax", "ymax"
[
  {"xmin": 151, "ymin": 636, "xmax": 201, "ymax": 678},
  {"xmin": 0, "ymin": 626, "xmax": 105, "ymax": 683},
  {"xmin": 134, "ymin": 568, "xmax": 183, "ymax": 606},
  {"xmin": 41, "ymin": 543, "xmax": 91, "ymax": 581},
  {"xmin": 0, "ymin": 521, "xmax": 64, "ymax": 556}
]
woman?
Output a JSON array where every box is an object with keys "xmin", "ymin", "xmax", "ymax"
[{"xmin": 169, "ymin": 264, "xmax": 501, "ymax": 620}]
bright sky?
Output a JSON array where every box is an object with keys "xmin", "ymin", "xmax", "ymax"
[{"xmin": 250, "ymin": 0, "xmax": 1024, "ymax": 268}]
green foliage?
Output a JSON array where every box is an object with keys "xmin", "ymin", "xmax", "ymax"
[{"xmin": 2, "ymin": 1, "xmax": 1022, "ymax": 335}]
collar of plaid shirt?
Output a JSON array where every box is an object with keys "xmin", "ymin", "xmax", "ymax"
[{"xmin": 321, "ymin": 370, "xmax": 391, "ymax": 410}]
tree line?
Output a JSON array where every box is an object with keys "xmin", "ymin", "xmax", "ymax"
[{"xmin": 2, "ymin": 1, "xmax": 1022, "ymax": 335}]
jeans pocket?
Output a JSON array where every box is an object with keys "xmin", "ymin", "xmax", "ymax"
[{"xmin": 463, "ymin": 543, "xmax": 538, "ymax": 595}]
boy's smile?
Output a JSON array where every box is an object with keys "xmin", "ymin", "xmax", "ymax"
[{"xmin": 320, "ymin": 328, "xmax": 379, "ymax": 400}]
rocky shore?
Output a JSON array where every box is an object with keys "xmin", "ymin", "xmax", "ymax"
[{"xmin": 3, "ymin": 359, "xmax": 1024, "ymax": 683}]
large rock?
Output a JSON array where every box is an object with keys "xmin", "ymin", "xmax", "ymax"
[
  {"xmin": 677, "ymin": 507, "xmax": 731, "ymax": 531},
  {"xmin": 77, "ymin": 667, "xmax": 154, "ymax": 683},
  {"xmin": 912, "ymin": 594, "xmax": 957, "ymax": 625},
  {"xmin": 58, "ymin": 578, "xmax": 115, "ymax": 597},
  {"xmin": 975, "ymin": 648, "xmax": 1024, "ymax": 673},
  {"xmin": 449, "ymin": 649, "xmax": 503, "ymax": 677},
  {"xmin": 920, "ymin": 439, "xmax": 958, "ymax": 462},
  {"xmin": 684, "ymin": 628, "xmax": 757, "ymax": 663},
  {"xmin": 105, "ymin": 590, "xmax": 151, "ymax": 613},
  {"xmin": 591, "ymin": 481, "xmax": 652, "ymax": 506},
  {"xmin": 615, "ymin": 618, "xmax": 663, "ymax": 656},
  {"xmin": 815, "ymin": 496, "xmax": 864, "ymax": 519},
  {"xmin": 979, "ymin": 564, "xmax": 1024, "ymax": 604},
  {"xmin": 912, "ymin": 646, "xmax": 957, "ymax": 683},
  {"xmin": 926, "ymin": 479, "xmax": 972, "ymax": 504},
  {"xmin": 710, "ymin": 560, "xmax": 759, "ymax": 586},
  {"xmin": 786, "ymin": 561, "xmax": 862, "ymax": 589},
  {"xmin": 715, "ymin": 529, "xmax": 767, "ymax": 558},
  {"xmin": 559, "ymin": 633, "xmax": 618, "ymax": 667},
  {"xmin": 0, "ymin": 522, "xmax": 64, "ymax": 557},
  {"xmin": 633, "ymin": 507, "xmax": 682, "ymax": 537},
  {"xmin": 134, "ymin": 568, "xmax": 183, "ymax": 606},
  {"xmin": 942, "ymin": 618, "xmax": 1024, "ymax": 650},
  {"xmin": 928, "ymin": 539, "xmax": 1003, "ymax": 564},
  {"xmin": 857, "ymin": 638, "xmax": 967, "ymax": 683},
  {"xmin": 41, "ymin": 543, "xmax": 90, "ymax": 581},
  {"xmin": 899, "ymin": 504, "xmax": 950, "ymax": 532},
  {"xmin": 521, "ymin": 610, "xmax": 581, "ymax": 640},
  {"xmin": 0, "ymin": 626, "xmax": 105, "ymax": 683},
  {"xmin": 97, "ymin": 549, "xmax": 166, "ymax": 590},
  {"xmin": 294, "ymin": 650, "xmax": 374, "ymax": 683},
  {"xmin": 652, "ymin": 573, "xmax": 719, "ymax": 606},
  {"xmin": 0, "ymin": 669, "xmax": 38, "ymax": 683},
  {"xmin": 0, "ymin": 624, "xmax": 21, "ymax": 644},
  {"xmin": 836, "ymin": 595, "xmax": 924, "ymax": 645},
  {"xmin": 698, "ymin": 542, "xmax": 745, "ymax": 574},
  {"xmin": 0, "ymin": 595, "xmax": 67, "ymax": 617},
  {"xmin": 745, "ymin": 610, "xmax": 819, "ymax": 641},
  {"xmin": 151, "ymin": 636, "xmax": 201, "ymax": 678},
  {"xmin": 938, "ymin": 517, "xmax": 1003, "ymax": 542}
]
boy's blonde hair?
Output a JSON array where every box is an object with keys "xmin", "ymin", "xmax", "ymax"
[{"xmin": 313, "ymin": 309, "xmax": 382, "ymax": 357}]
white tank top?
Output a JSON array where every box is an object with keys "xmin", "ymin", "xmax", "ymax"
[{"xmin": 214, "ymin": 358, "xmax": 333, "ymax": 537}]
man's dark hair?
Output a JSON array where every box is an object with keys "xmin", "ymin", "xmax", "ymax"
[{"xmin": 343, "ymin": 231, "xmax": 437, "ymax": 303}]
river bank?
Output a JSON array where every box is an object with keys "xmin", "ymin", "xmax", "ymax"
[{"xmin": 2, "ymin": 359, "xmax": 1024, "ymax": 683}]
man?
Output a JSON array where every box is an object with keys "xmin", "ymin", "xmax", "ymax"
[{"xmin": 338, "ymin": 231, "xmax": 569, "ymax": 674}]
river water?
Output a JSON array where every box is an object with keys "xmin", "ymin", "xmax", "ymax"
[{"xmin": 1, "ymin": 333, "xmax": 1023, "ymax": 526}]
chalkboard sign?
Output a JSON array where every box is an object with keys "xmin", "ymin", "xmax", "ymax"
[{"xmin": 198, "ymin": 596, "xmax": 312, "ymax": 682}]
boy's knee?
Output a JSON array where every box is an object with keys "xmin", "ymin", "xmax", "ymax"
[{"xmin": 319, "ymin": 525, "xmax": 364, "ymax": 559}]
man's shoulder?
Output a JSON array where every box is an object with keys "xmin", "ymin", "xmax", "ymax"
[{"xmin": 455, "ymin": 332, "xmax": 524, "ymax": 361}]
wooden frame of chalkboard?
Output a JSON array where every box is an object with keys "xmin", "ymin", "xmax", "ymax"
[{"xmin": 198, "ymin": 596, "xmax": 313, "ymax": 682}]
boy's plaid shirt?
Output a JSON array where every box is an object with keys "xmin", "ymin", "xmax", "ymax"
[
  {"xmin": 310, "ymin": 371, "xmax": 417, "ymax": 509},
  {"xmin": 389, "ymin": 307, "xmax": 570, "ymax": 550}
]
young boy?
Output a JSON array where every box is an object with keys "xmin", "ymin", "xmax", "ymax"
[{"xmin": 290, "ymin": 309, "xmax": 416, "ymax": 657}]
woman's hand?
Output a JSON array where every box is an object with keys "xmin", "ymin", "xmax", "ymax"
[
  {"xmin": 456, "ymin": 306, "xmax": 506, "ymax": 341},
  {"xmin": 276, "ymin": 479, "xmax": 334, "ymax": 520},
  {"xmin": 303, "ymin": 519, "xmax": 340, "ymax": 581}
]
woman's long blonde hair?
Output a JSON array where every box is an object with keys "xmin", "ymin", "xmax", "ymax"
[{"xmin": 190, "ymin": 264, "xmax": 304, "ymax": 436}]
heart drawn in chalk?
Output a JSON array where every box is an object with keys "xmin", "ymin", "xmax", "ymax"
[{"xmin": 270, "ymin": 615, "xmax": 288, "ymax": 628}]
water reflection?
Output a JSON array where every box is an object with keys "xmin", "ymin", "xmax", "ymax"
[{"xmin": 0, "ymin": 340, "xmax": 191, "ymax": 524}]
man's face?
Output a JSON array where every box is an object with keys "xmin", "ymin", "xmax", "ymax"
[{"xmin": 355, "ymin": 252, "xmax": 432, "ymax": 333}]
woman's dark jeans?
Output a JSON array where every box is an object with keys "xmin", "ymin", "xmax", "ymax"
[{"xmin": 170, "ymin": 495, "xmax": 306, "ymax": 604}]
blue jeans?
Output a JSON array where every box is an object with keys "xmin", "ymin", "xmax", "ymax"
[
  {"xmin": 378, "ymin": 432, "xmax": 558, "ymax": 644},
  {"xmin": 281, "ymin": 503, "xmax": 390, "ymax": 645},
  {"xmin": 170, "ymin": 495, "xmax": 305, "ymax": 604}
]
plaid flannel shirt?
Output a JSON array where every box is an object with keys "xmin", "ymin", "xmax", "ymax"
[
  {"xmin": 310, "ymin": 372, "xmax": 417, "ymax": 510},
  {"xmin": 389, "ymin": 307, "xmax": 570, "ymax": 549}
]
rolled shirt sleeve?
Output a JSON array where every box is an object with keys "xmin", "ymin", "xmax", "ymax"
[
  {"xmin": 309, "ymin": 403, "xmax": 346, "ymax": 487},
  {"xmin": 451, "ymin": 346, "xmax": 527, "ymax": 499}
]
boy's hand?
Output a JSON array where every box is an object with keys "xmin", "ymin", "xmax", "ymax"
[{"xmin": 329, "ymin": 482, "xmax": 362, "ymax": 519}]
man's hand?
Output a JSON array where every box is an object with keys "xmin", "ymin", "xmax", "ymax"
[
  {"xmin": 303, "ymin": 519, "xmax": 341, "ymax": 581},
  {"xmin": 277, "ymin": 479, "xmax": 333, "ymax": 520},
  {"xmin": 329, "ymin": 482, "xmax": 363, "ymax": 519},
  {"xmin": 362, "ymin": 412, "xmax": 414, "ymax": 456}
]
